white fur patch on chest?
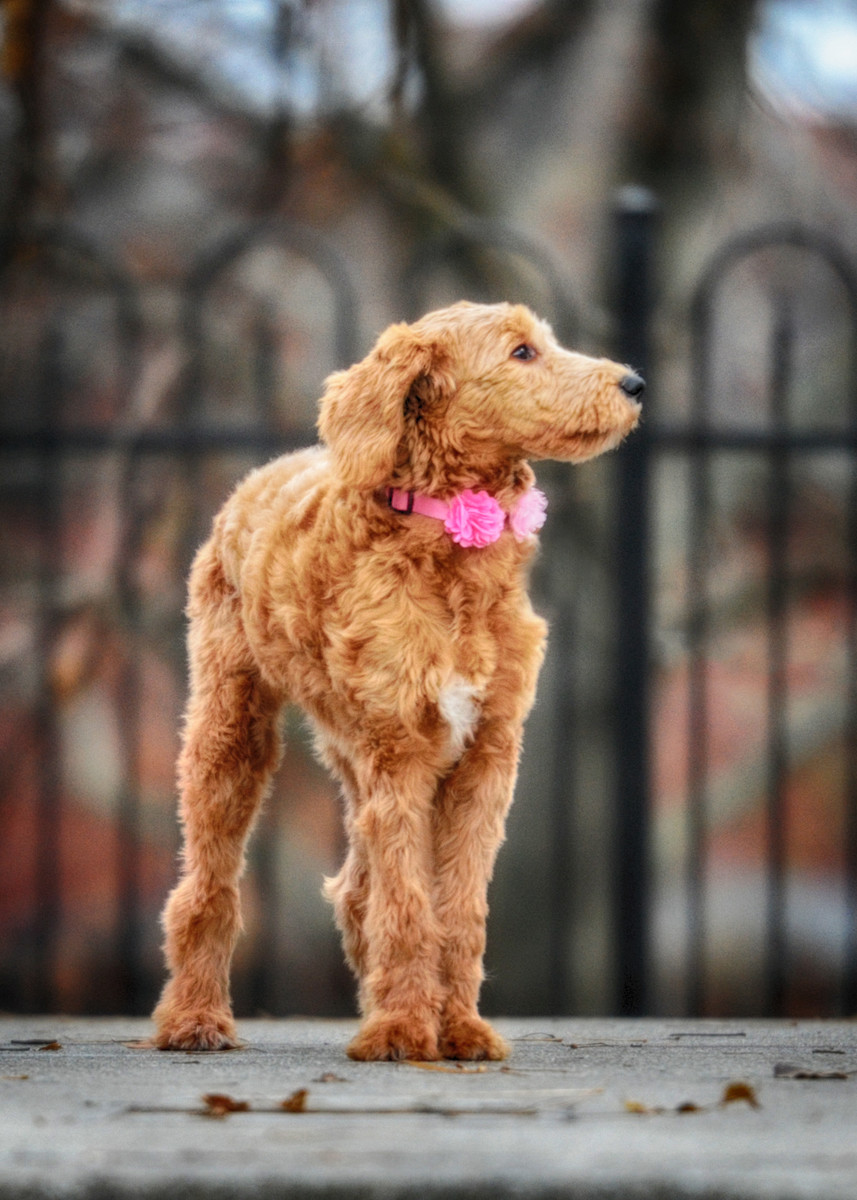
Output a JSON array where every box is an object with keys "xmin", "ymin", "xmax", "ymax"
[{"xmin": 437, "ymin": 675, "xmax": 482, "ymax": 760}]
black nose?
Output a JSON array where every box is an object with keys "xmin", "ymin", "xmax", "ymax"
[{"xmin": 620, "ymin": 372, "xmax": 645, "ymax": 398}]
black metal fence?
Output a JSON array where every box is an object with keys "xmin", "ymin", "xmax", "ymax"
[
  {"xmin": 611, "ymin": 214, "xmax": 857, "ymax": 1018},
  {"xmin": 2, "ymin": 198, "xmax": 856, "ymax": 1018}
]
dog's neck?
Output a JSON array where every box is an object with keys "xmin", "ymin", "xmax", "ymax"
[{"xmin": 389, "ymin": 454, "xmax": 536, "ymax": 508}]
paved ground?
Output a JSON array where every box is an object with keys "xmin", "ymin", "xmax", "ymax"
[{"xmin": 1, "ymin": 1015, "xmax": 856, "ymax": 1198}]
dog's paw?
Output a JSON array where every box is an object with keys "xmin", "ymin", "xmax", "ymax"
[
  {"xmin": 153, "ymin": 1014, "xmax": 239, "ymax": 1052},
  {"xmin": 439, "ymin": 1014, "xmax": 509, "ymax": 1061},
  {"xmin": 346, "ymin": 1011, "xmax": 439, "ymax": 1062}
]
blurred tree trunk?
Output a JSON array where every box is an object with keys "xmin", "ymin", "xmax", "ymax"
[
  {"xmin": 625, "ymin": 0, "xmax": 759, "ymax": 203},
  {"xmin": 391, "ymin": 0, "xmax": 599, "ymax": 212},
  {"xmin": 0, "ymin": 0, "xmax": 52, "ymax": 252}
]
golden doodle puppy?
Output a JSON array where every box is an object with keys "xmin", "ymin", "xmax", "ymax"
[{"xmin": 153, "ymin": 301, "xmax": 643, "ymax": 1061}]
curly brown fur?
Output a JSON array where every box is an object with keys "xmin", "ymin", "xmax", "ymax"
[{"xmin": 152, "ymin": 301, "xmax": 641, "ymax": 1060}]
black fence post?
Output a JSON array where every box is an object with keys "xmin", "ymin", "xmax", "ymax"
[{"xmin": 612, "ymin": 187, "xmax": 656, "ymax": 1016}]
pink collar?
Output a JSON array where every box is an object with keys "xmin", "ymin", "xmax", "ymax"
[{"xmin": 386, "ymin": 485, "xmax": 547, "ymax": 547}]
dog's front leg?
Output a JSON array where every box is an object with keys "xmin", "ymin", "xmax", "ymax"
[
  {"xmin": 344, "ymin": 759, "xmax": 444, "ymax": 1061},
  {"xmin": 431, "ymin": 719, "xmax": 524, "ymax": 1061}
]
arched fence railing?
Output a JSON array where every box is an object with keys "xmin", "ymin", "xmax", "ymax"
[
  {"xmin": 682, "ymin": 225, "xmax": 857, "ymax": 1017},
  {"xmin": 618, "ymin": 219, "xmax": 857, "ymax": 1017},
  {"xmin": 0, "ymin": 218, "xmax": 358, "ymax": 1012},
  {"xmin": 0, "ymin": 225, "xmax": 144, "ymax": 1010}
]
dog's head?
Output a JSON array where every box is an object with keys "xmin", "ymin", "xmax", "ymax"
[{"xmin": 318, "ymin": 301, "xmax": 642, "ymax": 493}]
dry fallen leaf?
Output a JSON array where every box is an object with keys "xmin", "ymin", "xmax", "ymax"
[
  {"xmin": 625, "ymin": 1098, "xmax": 703, "ymax": 1116},
  {"xmin": 626, "ymin": 1087, "xmax": 752, "ymax": 1116},
  {"xmin": 201, "ymin": 1093, "xmax": 250, "ymax": 1117},
  {"xmin": 37, "ymin": 1041, "xmax": 62, "ymax": 1052},
  {"xmin": 774, "ymin": 1062, "xmax": 850, "ymax": 1081},
  {"xmin": 721, "ymin": 1081, "xmax": 760, "ymax": 1108},
  {"xmin": 280, "ymin": 1088, "xmax": 308, "ymax": 1112}
]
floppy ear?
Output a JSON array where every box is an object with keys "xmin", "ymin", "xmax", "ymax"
[{"xmin": 317, "ymin": 322, "xmax": 451, "ymax": 490}]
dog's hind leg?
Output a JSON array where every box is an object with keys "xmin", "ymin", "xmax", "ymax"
[
  {"xmin": 320, "ymin": 750, "xmax": 371, "ymax": 1003},
  {"xmin": 152, "ymin": 550, "xmax": 282, "ymax": 1050}
]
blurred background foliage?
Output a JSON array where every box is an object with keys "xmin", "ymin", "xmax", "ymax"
[{"xmin": 2, "ymin": 0, "xmax": 857, "ymax": 1020}]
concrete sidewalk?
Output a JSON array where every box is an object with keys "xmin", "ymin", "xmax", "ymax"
[{"xmin": 1, "ymin": 1015, "xmax": 856, "ymax": 1199}]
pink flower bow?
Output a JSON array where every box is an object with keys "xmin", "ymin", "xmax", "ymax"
[
  {"xmin": 444, "ymin": 489, "xmax": 506, "ymax": 547},
  {"xmin": 441, "ymin": 486, "xmax": 549, "ymax": 547},
  {"xmin": 509, "ymin": 487, "xmax": 548, "ymax": 541}
]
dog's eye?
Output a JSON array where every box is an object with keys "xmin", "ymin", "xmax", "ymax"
[{"xmin": 511, "ymin": 343, "xmax": 537, "ymax": 362}]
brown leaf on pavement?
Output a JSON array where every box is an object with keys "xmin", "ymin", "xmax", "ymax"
[
  {"xmin": 201, "ymin": 1093, "xmax": 250, "ymax": 1117},
  {"xmin": 280, "ymin": 1088, "xmax": 309, "ymax": 1112},
  {"xmin": 721, "ymin": 1081, "xmax": 760, "ymax": 1108},
  {"xmin": 774, "ymin": 1062, "xmax": 850, "ymax": 1081}
]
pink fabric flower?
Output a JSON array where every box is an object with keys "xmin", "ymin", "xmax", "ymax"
[
  {"xmin": 509, "ymin": 487, "xmax": 548, "ymax": 541},
  {"xmin": 444, "ymin": 489, "xmax": 506, "ymax": 547}
]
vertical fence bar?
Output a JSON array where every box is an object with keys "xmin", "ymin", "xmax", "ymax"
[
  {"xmin": 32, "ymin": 320, "xmax": 64, "ymax": 1011},
  {"xmin": 685, "ymin": 266, "xmax": 717, "ymax": 1016},
  {"xmin": 845, "ymin": 453, "xmax": 857, "ymax": 1015},
  {"xmin": 845, "ymin": 334, "xmax": 857, "ymax": 1017},
  {"xmin": 248, "ymin": 299, "xmax": 281, "ymax": 1019},
  {"xmin": 612, "ymin": 187, "xmax": 656, "ymax": 1016},
  {"xmin": 838, "ymin": 237, "xmax": 857, "ymax": 1018},
  {"xmin": 115, "ymin": 465, "xmax": 147, "ymax": 1012},
  {"xmin": 547, "ymin": 589, "xmax": 576, "ymax": 1014},
  {"xmin": 114, "ymin": 275, "xmax": 146, "ymax": 1013},
  {"xmin": 764, "ymin": 296, "xmax": 793, "ymax": 1016}
]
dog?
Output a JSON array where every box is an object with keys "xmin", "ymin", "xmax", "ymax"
[{"xmin": 152, "ymin": 300, "xmax": 643, "ymax": 1061}]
